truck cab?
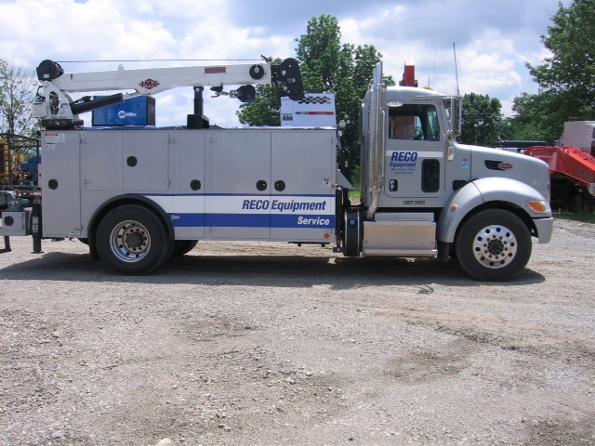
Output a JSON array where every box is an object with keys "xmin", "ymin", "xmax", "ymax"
[{"xmin": 351, "ymin": 63, "xmax": 553, "ymax": 279}]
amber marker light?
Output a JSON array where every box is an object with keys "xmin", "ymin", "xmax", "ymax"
[
  {"xmin": 527, "ymin": 200, "xmax": 548, "ymax": 213},
  {"xmin": 450, "ymin": 204, "xmax": 459, "ymax": 212}
]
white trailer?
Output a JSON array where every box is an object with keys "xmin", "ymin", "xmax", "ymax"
[{"xmin": 560, "ymin": 121, "xmax": 595, "ymax": 154}]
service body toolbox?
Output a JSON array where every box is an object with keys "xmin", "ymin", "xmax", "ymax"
[{"xmin": 40, "ymin": 127, "xmax": 337, "ymax": 242}]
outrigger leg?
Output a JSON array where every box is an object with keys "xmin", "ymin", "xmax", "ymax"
[{"xmin": 0, "ymin": 236, "xmax": 10, "ymax": 254}]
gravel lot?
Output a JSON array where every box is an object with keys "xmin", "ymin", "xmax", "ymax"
[{"xmin": 0, "ymin": 218, "xmax": 594, "ymax": 446}]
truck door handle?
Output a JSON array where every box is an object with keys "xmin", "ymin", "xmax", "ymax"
[
  {"xmin": 256, "ymin": 180, "xmax": 267, "ymax": 191},
  {"xmin": 274, "ymin": 180, "xmax": 286, "ymax": 191}
]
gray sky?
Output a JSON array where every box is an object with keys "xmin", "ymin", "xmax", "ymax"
[{"xmin": 0, "ymin": 0, "xmax": 566, "ymax": 126}]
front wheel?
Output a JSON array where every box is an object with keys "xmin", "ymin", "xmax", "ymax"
[
  {"xmin": 96, "ymin": 205, "xmax": 171, "ymax": 274},
  {"xmin": 455, "ymin": 209, "xmax": 532, "ymax": 281}
]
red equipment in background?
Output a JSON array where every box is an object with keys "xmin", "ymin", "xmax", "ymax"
[{"xmin": 525, "ymin": 145, "xmax": 595, "ymax": 212}]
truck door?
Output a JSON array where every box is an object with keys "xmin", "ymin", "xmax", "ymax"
[
  {"xmin": 270, "ymin": 130, "xmax": 336, "ymax": 241},
  {"xmin": 167, "ymin": 131, "xmax": 206, "ymax": 238},
  {"xmin": 206, "ymin": 131, "xmax": 271, "ymax": 239},
  {"xmin": 384, "ymin": 102, "xmax": 445, "ymax": 203}
]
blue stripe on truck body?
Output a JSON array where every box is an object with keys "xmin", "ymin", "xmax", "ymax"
[{"xmin": 171, "ymin": 213, "xmax": 335, "ymax": 229}]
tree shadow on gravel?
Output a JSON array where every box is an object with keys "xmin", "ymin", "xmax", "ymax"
[{"xmin": 0, "ymin": 251, "xmax": 545, "ymax": 290}]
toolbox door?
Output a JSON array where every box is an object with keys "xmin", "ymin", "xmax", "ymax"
[
  {"xmin": 270, "ymin": 130, "xmax": 336, "ymax": 241},
  {"xmin": 123, "ymin": 131, "xmax": 169, "ymax": 192},
  {"xmin": 171, "ymin": 132, "xmax": 205, "ymax": 238},
  {"xmin": 145, "ymin": 132, "xmax": 206, "ymax": 239},
  {"xmin": 41, "ymin": 131, "xmax": 82, "ymax": 237},
  {"xmin": 206, "ymin": 131, "xmax": 271, "ymax": 239}
]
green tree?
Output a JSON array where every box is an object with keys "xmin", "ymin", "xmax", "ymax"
[
  {"xmin": 509, "ymin": 0, "xmax": 594, "ymax": 142},
  {"xmin": 501, "ymin": 93, "xmax": 553, "ymax": 142},
  {"xmin": 236, "ymin": 58, "xmax": 283, "ymax": 127},
  {"xmin": 460, "ymin": 93, "xmax": 503, "ymax": 147},
  {"xmin": 237, "ymin": 15, "xmax": 394, "ymax": 172},
  {"xmin": 0, "ymin": 59, "xmax": 38, "ymax": 137},
  {"xmin": 296, "ymin": 15, "xmax": 343, "ymax": 92}
]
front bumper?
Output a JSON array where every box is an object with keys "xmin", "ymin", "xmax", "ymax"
[{"xmin": 533, "ymin": 217, "xmax": 554, "ymax": 244}]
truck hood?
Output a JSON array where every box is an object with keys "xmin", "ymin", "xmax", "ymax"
[{"xmin": 456, "ymin": 143, "xmax": 551, "ymax": 202}]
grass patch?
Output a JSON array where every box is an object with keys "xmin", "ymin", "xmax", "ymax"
[
  {"xmin": 556, "ymin": 211, "xmax": 595, "ymax": 224},
  {"xmin": 348, "ymin": 189, "xmax": 361, "ymax": 201}
]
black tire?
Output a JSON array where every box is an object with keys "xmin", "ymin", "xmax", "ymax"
[
  {"xmin": 455, "ymin": 209, "xmax": 532, "ymax": 281},
  {"xmin": 96, "ymin": 204, "xmax": 171, "ymax": 275},
  {"xmin": 171, "ymin": 240, "xmax": 198, "ymax": 257}
]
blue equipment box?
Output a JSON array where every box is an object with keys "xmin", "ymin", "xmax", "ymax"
[{"xmin": 92, "ymin": 96, "xmax": 155, "ymax": 126}]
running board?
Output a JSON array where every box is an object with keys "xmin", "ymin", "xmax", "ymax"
[{"xmin": 364, "ymin": 248, "xmax": 437, "ymax": 257}]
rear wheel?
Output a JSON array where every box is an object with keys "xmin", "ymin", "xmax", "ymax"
[
  {"xmin": 455, "ymin": 209, "xmax": 531, "ymax": 281},
  {"xmin": 96, "ymin": 205, "xmax": 171, "ymax": 274},
  {"xmin": 171, "ymin": 240, "xmax": 198, "ymax": 257}
]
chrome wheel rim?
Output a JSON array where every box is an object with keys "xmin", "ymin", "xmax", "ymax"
[
  {"xmin": 472, "ymin": 224, "xmax": 517, "ymax": 269},
  {"xmin": 110, "ymin": 220, "xmax": 151, "ymax": 263}
]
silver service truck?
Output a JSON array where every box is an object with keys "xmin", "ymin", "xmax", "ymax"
[{"xmin": 0, "ymin": 59, "xmax": 553, "ymax": 280}]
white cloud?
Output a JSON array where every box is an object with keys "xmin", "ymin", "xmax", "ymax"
[
  {"xmin": 339, "ymin": 8, "xmax": 554, "ymax": 115},
  {"xmin": 0, "ymin": 0, "xmax": 558, "ymax": 124},
  {"xmin": 0, "ymin": 0, "xmax": 298, "ymax": 126}
]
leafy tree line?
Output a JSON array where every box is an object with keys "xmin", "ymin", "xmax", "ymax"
[
  {"xmin": 460, "ymin": 93, "xmax": 503, "ymax": 147},
  {"xmin": 514, "ymin": 0, "xmax": 594, "ymax": 143}
]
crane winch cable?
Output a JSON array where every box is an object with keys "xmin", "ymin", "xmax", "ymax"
[{"xmin": 56, "ymin": 58, "xmax": 263, "ymax": 63}]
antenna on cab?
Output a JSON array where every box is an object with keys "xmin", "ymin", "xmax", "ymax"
[{"xmin": 452, "ymin": 42, "xmax": 460, "ymax": 97}]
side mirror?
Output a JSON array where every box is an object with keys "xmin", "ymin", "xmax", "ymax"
[
  {"xmin": 443, "ymin": 97, "xmax": 462, "ymax": 161},
  {"xmin": 450, "ymin": 97, "xmax": 462, "ymax": 138}
]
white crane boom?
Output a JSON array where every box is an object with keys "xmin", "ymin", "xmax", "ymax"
[
  {"xmin": 32, "ymin": 58, "xmax": 303, "ymax": 129},
  {"xmin": 48, "ymin": 63, "xmax": 271, "ymax": 94}
]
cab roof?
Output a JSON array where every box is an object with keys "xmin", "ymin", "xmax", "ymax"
[{"xmin": 385, "ymin": 86, "xmax": 449, "ymax": 102}]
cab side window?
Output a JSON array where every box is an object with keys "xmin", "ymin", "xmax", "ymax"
[{"xmin": 389, "ymin": 104, "xmax": 440, "ymax": 141}]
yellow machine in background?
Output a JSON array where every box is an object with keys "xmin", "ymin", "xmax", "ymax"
[
  {"xmin": 0, "ymin": 138, "xmax": 10, "ymax": 185},
  {"xmin": 0, "ymin": 137, "xmax": 35, "ymax": 186}
]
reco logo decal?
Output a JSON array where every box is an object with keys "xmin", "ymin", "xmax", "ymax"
[{"xmin": 390, "ymin": 151, "xmax": 418, "ymax": 162}]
